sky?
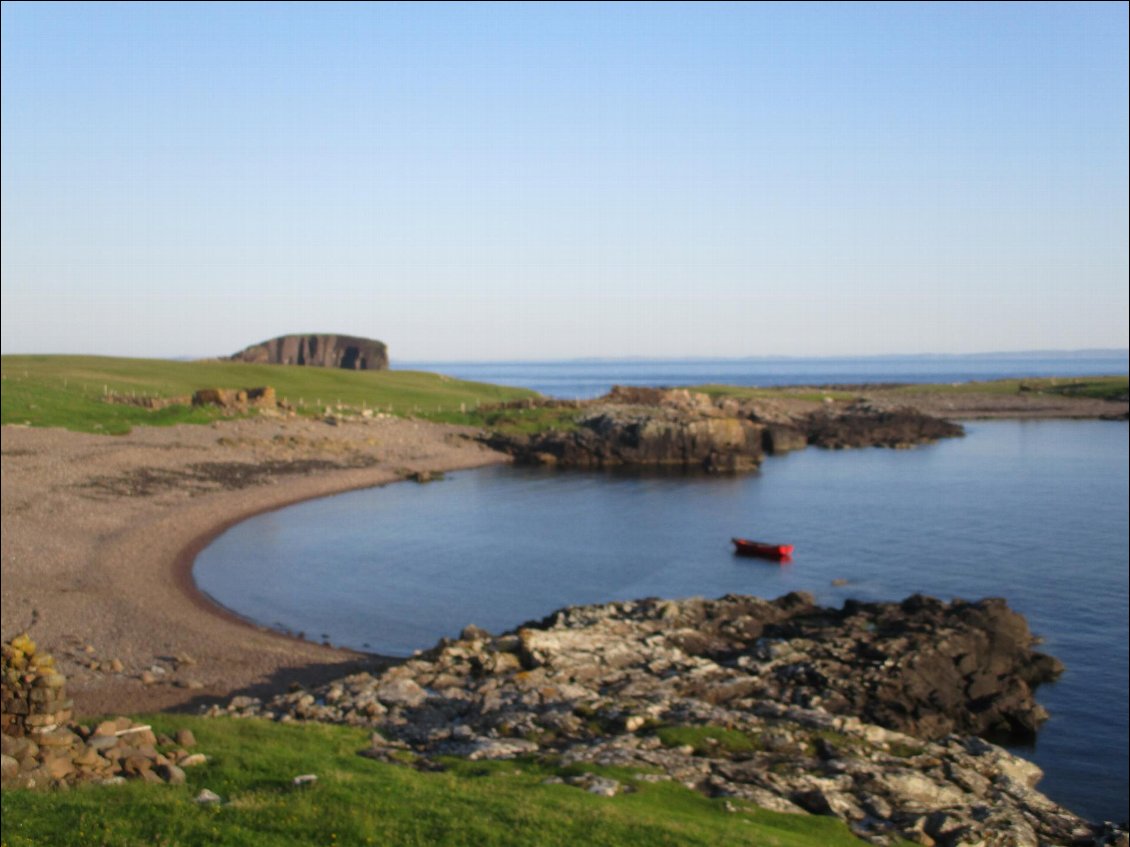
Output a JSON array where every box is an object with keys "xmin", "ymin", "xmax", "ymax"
[{"xmin": 2, "ymin": 2, "xmax": 1127, "ymax": 362}]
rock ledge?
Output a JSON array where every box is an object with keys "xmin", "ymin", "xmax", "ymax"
[{"xmin": 208, "ymin": 593, "xmax": 1123, "ymax": 846}]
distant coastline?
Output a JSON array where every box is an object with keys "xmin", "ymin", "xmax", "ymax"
[
  {"xmin": 400, "ymin": 348, "xmax": 1129, "ymax": 365},
  {"xmin": 396, "ymin": 352, "xmax": 1130, "ymax": 400}
]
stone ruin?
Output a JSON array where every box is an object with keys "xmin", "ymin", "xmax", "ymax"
[
  {"xmin": 191, "ymin": 385, "xmax": 278, "ymax": 411},
  {"xmin": 104, "ymin": 386, "xmax": 281, "ymax": 414},
  {"xmin": 1, "ymin": 635, "xmax": 205, "ymax": 789}
]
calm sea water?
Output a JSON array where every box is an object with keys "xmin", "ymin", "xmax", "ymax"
[
  {"xmin": 195, "ymin": 420, "xmax": 1129, "ymax": 823},
  {"xmin": 399, "ymin": 353, "xmax": 1128, "ymax": 398}
]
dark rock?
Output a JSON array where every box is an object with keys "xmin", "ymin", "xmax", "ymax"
[
  {"xmin": 483, "ymin": 391, "xmax": 962, "ymax": 474},
  {"xmin": 227, "ymin": 334, "xmax": 389, "ymax": 371},
  {"xmin": 488, "ymin": 408, "xmax": 765, "ymax": 473},
  {"xmin": 804, "ymin": 405, "xmax": 963, "ymax": 449}
]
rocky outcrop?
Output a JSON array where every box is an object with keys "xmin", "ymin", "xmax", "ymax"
[
  {"xmin": 483, "ymin": 389, "xmax": 964, "ymax": 473},
  {"xmin": 487, "ymin": 407, "xmax": 765, "ymax": 472},
  {"xmin": 803, "ymin": 406, "xmax": 964, "ymax": 450},
  {"xmin": 208, "ymin": 593, "xmax": 1114, "ymax": 846},
  {"xmin": 2, "ymin": 636, "xmax": 205, "ymax": 789},
  {"xmin": 228, "ymin": 334, "xmax": 388, "ymax": 371}
]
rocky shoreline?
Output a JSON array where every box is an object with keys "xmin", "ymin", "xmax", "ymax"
[
  {"xmin": 2, "ymin": 384, "xmax": 1126, "ymax": 842},
  {"xmin": 205, "ymin": 592, "xmax": 1124, "ymax": 847},
  {"xmin": 483, "ymin": 387, "xmax": 965, "ymax": 472}
]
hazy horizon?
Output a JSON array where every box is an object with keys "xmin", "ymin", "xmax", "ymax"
[
  {"xmin": 4, "ymin": 346, "xmax": 1127, "ymax": 367},
  {"xmin": 3, "ymin": 3, "xmax": 1127, "ymax": 360}
]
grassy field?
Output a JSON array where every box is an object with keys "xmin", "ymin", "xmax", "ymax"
[
  {"xmin": 884, "ymin": 375, "xmax": 1129, "ymax": 399},
  {"xmin": 3, "ymin": 356, "xmax": 1124, "ymax": 437},
  {"xmin": 0, "ymin": 714, "xmax": 872, "ymax": 847},
  {"xmin": 696, "ymin": 375, "xmax": 1128, "ymax": 402},
  {"xmin": 0, "ymin": 356, "xmax": 538, "ymax": 435}
]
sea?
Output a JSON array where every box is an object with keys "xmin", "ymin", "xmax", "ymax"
[
  {"xmin": 194, "ymin": 354, "xmax": 1128, "ymax": 824},
  {"xmin": 398, "ymin": 352, "xmax": 1128, "ymax": 400}
]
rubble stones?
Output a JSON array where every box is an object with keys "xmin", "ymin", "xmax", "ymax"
[
  {"xmin": 2, "ymin": 635, "xmax": 206, "ymax": 790},
  {"xmin": 192, "ymin": 386, "xmax": 278, "ymax": 412},
  {"xmin": 211, "ymin": 593, "xmax": 1116, "ymax": 846}
]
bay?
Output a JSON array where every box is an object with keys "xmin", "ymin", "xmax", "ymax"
[{"xmin": 195, "ymin": 419, "xmax": 1129, "ymax": 823}]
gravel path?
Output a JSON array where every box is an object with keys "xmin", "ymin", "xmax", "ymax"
[{"xmin": 0, "ymin": 415, "xmax": 508, "ymax": 717}]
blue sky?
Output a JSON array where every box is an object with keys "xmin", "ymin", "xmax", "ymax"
[{"xmin": 2, "ymin": 2, "xmax": 1127, "ymax": 361}]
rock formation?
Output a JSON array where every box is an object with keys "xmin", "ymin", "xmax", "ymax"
[
  {"xmin": 204, "ymin": 593, "xmax": 1119, "ymax": 846},
  {"xmin": 802, "ymin": 406, "xmax": 964, "ymax": 450},
  {"xmin": 483, "ymin": 388, "xmax": 964, "ymax": 473},
  {"xmin": 228, "ymin": 334, "xmax": 388, "ymax": 371},
  {"xmin": 487, "ymin": 407, "xmax": 766, "ymax": 473}
]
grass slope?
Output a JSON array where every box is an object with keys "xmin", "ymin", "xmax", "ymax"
[
  {"xmin": 6, "ymin": 356, "xmax": 1122, "ymax": 437},
  {"xmin": 1, "ymin": 356, "xmax": 537, "ymax": 435},
  {"xmin": 0, "ymin": 715, "xmax": 872, "ymax": 847}
]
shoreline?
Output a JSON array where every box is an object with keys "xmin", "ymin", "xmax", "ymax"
[
  {"xmin": 1, "ymin": 415, "xmax": 511, "ymax": 717},
  {"xmin": 1, "ymin": 393, "xmax": 1126, "ymax": 718},
  {"xmin": 169, "ymin": 481, "xmax": 404, "ymax": 659}
]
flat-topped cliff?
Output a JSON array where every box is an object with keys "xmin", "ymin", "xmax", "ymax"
[{"xmin": 227, "ymin": 334, "xmax": 388, "ymax": 371}]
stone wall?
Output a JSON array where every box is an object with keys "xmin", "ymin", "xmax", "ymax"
[{"xmin": 1, "ymin": 635, "xmax": 204, "ymax": 789}]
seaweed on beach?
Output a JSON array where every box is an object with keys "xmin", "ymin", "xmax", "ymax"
[{"xmin": 80, "ymin": 457, "xmax": 379, "ymax": 498}]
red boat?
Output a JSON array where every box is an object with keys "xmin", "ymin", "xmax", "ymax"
[{"xmin": 731, "ymin": 538, "xmax": 794, "ymax": 560}]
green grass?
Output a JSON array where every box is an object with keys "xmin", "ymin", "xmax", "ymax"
[
  {"xmin": 888, "ymin": 375, "xmax": 1129, "ymax": 398},
  {"xmin": 1, "ymin": 355, "xmax": 538, "ymax": 435},
  {"xmin": 655, "ymin": 725, "xmax": 763, "ymax": 756},
  {"xmin": 10, "ymin": 355, "xmax": 1118, "ymax": 438},
  {"xmin": 0, "ymin": 714, "xmax": 872, "ymax": 847},
  {"xmin": 1027, "ymin": 377, "xmax": 1128, "ymax": 400},
  {"xmin": 695, "ymin": 376, "xmax": 1128, "ymax": 403}
]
